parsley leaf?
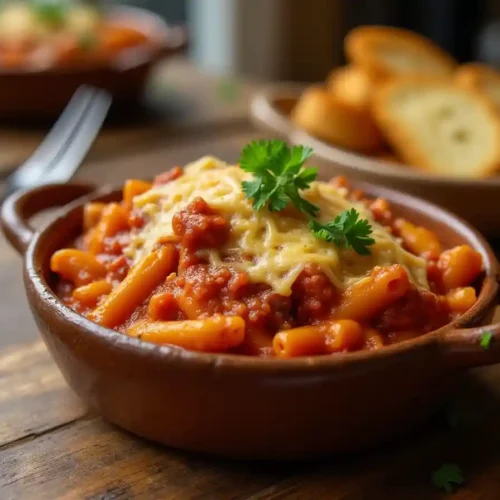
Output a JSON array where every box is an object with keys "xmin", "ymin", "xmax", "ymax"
[
  {"xmin": 240, "ymin": 140, "xmax": 319, "ymax": 217},
  {"xmin": 432, "ymin": 464, "xmax": 464, "ymax": 493},
  {"xmin": 309, "ymin": 208, "xmax": 375, "ymax": 255},
  {"xmin": 31, "ymin": 0, "xmax": 67, "ymax": 27},
  {"xmin": 239, "ymin": 140, "xmax": 376, "ymax": 255},
  {"xmin": 480, "ymin": 331, "xmax": 493, "ymax": 349}
]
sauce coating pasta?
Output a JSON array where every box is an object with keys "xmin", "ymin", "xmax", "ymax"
[{"xmin": 51, "ymin": 161, "xmax": 484, "ymax": 358}]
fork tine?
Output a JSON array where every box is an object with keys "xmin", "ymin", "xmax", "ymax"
[
  {"xmin": 43, "ymin": 90, "xmax": 112, "ymax": 184},
  {"xmin": 8, "ymin": 86, "xmax": 97, "ymax": 185}
]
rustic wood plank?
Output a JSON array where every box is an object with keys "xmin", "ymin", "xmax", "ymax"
[
  {"xmin": 0, "ymin": 418, "xmax": 292, "ymax": 500},
  {"xmin": 0, "ymin": 341, "xmax": 87, "ymax": 448},
  {"xmin": 0, "ymin": 343, "xmax": 500, "ymax": 499}
]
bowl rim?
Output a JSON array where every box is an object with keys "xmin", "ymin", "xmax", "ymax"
[
  {"xmin": 23, "ymin": 179, "xmax": 499, "ymax": 373},
  {"xmin": 250, "ymin": 84, "xmax": 500, "ymax": 189},
  {"xmin": 0, "ymin": 5, "xmax": 185, "ymax": 76}
]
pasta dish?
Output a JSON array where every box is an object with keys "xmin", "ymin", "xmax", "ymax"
[
  {"xmin": 50, "ymin": 140, "xmax": 483, "ymax": 357},
  {"xmin": 0, "ymin": 1, "xmax": 149, "ymax": 69},
  {"xmin": 126, "ymin": 157, "xmax": 428, "ymax": 295}
]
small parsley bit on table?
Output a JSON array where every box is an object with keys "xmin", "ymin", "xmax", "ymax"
[
  {"xmin": 480, "ymin": 331, "xmax": 493, "ymax": 349},
  {"xmin": 239, "ymin": 139, "xmax": 376, "ymax": 255},
  {"xmin": 432, "ymin": 463, "xmax": 464, "ymax": 493}
]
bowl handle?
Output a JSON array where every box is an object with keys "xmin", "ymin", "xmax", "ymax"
[
  {"xmin": 1, "ymin": 183, "xmax": 96, "ymax": 255},
  {"xmin": 439, "ymin": 280, "xmax": 500, "ymax": 368}
]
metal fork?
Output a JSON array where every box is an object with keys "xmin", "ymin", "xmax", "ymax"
[{"xmin": 1, "ymin": 86, "xmax": 112, "ymax": 202}]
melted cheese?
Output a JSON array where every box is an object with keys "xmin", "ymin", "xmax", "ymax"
[{"xmin": 125, "ymin": 157, "xmax": 429, "ymax": 296}]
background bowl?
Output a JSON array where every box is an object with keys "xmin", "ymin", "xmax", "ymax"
[
  {"xmin": 0, "ymin": 6, "xmax": 187, "ymax": 119},
  {"xmin": 251, "ymin": 85, "xmax": 500, "ymax": 236}
]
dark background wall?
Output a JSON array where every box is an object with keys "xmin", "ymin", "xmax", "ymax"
[
  {"xmin": 117, "ymin": 0, "xmax": 500, "ymax": 78},
  {"xmin": 118, "ymin": 0, "xmax": 186, "ymax": 24},
  {"xmin": 125, "ymin": 0, "xmax": 490, "ymax": 63}
]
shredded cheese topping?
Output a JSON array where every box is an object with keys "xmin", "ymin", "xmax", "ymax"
[{"xmin": 125, "ymin": 157, "xmax": 429, "ymax": 296}]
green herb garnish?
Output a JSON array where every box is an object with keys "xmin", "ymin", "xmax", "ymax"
[
  {"xmin": 240, "ymin": 140, "xmax": 320, "ymax": 217},
  {"xmin": 239, "ymin": 140, "xmax": 375, "ymax": 255},
  {"xmin": 31, "ymin": 0, "xmax": 67, "ymax": 27},
  {"xmin": 309, "ymin": 209, "xmax": 375, "ymax": 256},
  {"xmin": 432, "ymin": 464, "xmax": 464, "ymax": 493},
  {"xmin": 480, "ymin": 331, "xmax": 493, "ymax": 349}
]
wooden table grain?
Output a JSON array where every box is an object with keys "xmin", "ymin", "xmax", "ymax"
[
  {"xmin": 1, "ymin": 59, "xmax": 500, "ymax": 499},
  {"xmin": 2, "ymin": 339, "xmax": 500, "ymax": 499}
]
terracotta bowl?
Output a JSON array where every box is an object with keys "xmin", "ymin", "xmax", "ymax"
[
  {"xmin": 251, "ymin": 85, "xmax": 500, "ymax": 236},
  {"xmin": 0, "ymin": 6, "xmax": 187, "ymax": 119},
  {"xmin": 2, "ymin": 182, "xmax": 500, "ymax": 460}
]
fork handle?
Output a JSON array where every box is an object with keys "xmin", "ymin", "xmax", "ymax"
[{"xmin": 1, "ymin": 183, "xmax": 96, "ymax": 255}]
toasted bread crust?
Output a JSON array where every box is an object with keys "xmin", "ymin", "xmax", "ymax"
[
  {"xmin": 372, "ymin": 76, "xmax": 500, "ymax": 177},
  {"xmin": 292, "ymin": 86, "xmax": 383, "ymax": 153},
  {"xmin": 345, "ymin": 26, "xmax": 456, "ymax": 81},
  {"xmin": 456, "ymin": 63, "xmax": 500, "ymax": 88},
  {"xmin": 455, "ymin": 63, "xmax": 500, "ymax": 109},
  {"xmin": 326, "ymin": 65, "xmax": 376, "ymax": 110}
]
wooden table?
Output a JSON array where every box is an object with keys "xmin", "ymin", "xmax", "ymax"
[{"xmin": 1, "ymin": 58, "xmax": 500, "ymax": 499}]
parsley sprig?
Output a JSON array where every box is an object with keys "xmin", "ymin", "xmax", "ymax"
[
  {"xmin": 432, "ymin": 463, "xmax": 464, "ymax": 493},
  {"xmin": 309, "ymin": 209, "xmax": 375, "ymax": 256},
  {"xmin": 240, "ymin": 140, "xmax": 320, "ymax": 217},
  {"xmin": 239, "ymin": 140, "xmax": 375, "ymax": 255}
]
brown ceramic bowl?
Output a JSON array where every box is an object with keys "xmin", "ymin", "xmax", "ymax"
[
  {"xmin": 251, "ymin": 85, "xmax": 500, "ymax": 236},
  {"xmin": 0, "ymin": 6, "xmax": 187, "ymax": 119},
  {"xmin": 2, "ymin": 181, "xmax": 500, "ymax": 460}
]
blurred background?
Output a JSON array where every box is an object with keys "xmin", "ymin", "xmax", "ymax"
[
  {"xmin": 1, "ymin": 0, "xmax": 499, "ymax": 171},
  {"xmin": 138, "ymin": 0, "xmax": 498, "ymax": 80}
]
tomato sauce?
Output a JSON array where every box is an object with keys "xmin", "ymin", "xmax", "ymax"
[{"xmin": 53, "ymin": 171, "xmax": 483, "ymax": 357}]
